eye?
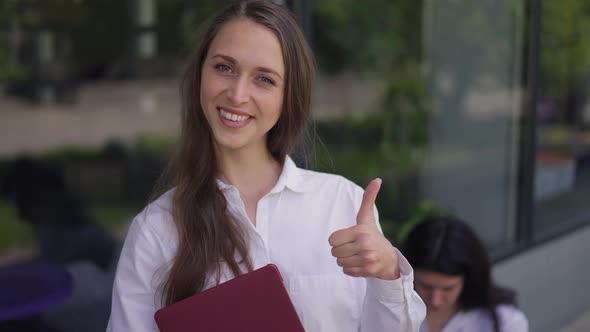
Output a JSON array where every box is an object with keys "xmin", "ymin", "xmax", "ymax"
[
  {"xmin": 257, "ymin": 76, "xmax": 275, "ymax": 86},
  {"xmin": 214, "ymin": 63, "xmax": 233, "ymax": 73}
]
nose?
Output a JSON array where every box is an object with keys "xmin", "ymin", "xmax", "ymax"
[
  {"xmin": 430, "ymin": 289, "xmax": 444, "ymax": 309},
  {"xmin": 227, "ymin": 77, "xmax": 250, "ymax": 105}
]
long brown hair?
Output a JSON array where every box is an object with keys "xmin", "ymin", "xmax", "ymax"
[{"xmin": 160, "ymin": 0, "xmax": 315, "ymax": 306}]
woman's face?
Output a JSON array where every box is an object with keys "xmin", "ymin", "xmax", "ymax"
[
  {"xmin": 415, "ymin": 269, "xmax": 464, "ymax": 314},
  {"xmin": 200, "ymin": 18, "xmax": 285, "ymax": 155}
]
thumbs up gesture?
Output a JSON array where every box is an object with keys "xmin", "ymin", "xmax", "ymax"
[{"xmin": 328, "ymin": 179, "xmax": 400, "ymax": 280}]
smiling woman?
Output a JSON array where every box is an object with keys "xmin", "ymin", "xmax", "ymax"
[
  {"xmin": 200, "ymin": 19, "xmax": 284, "ymax": 152},
  {"xmin": 106, "ymin": 1, "xmax": 426, "ymax": 331}
]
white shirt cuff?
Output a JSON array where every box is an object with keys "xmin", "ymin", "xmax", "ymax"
[{"xmin": 366, "ymin": 248, "xmax": 415, "ymax": 303}]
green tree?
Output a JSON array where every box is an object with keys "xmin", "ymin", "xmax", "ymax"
[
  {"xmin": 541, "ymin": 0, "xmax": 590, "ymax": 117},
  {"xmin": 180, "ymin": 0, "xmax": 227, "ymax": 53},
  {"xmin": 0, "ymin": 0, "xmax": 26, "ymax": 83},
  {"xmin": 312, "ymin": 0, "xmax": 422, "ymax": 74},
  {"xmin": 311, "ymin": 0, "xmax": 432, "ymax": 229}
]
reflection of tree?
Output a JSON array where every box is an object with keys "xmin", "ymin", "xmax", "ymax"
[
  {"xmin": 180, "ymin": 0, "xmax": 226, "ymax": 52},
  {"xmin": 541, "ymin": 0, "xmax": 590, "ymax": 123},
  {"xmin": 431, "ymin": 1, "xmax": 521, "ymax": 98},
  {"xmin": 313, "ymin": 0, "xmax": 422, "ymax": 74},
  {"xmin": 426, "ymin": 0, "xmax": 523, "ymax": 146},
  {"xmin": 0, "ymin": 0, "xmax": 26, "ymax": 83},
  {"xmin": 312, "ymin": 0, "xmax": 431, "ymax": 231},
  {"xmin": 3, "ymin": 0, "xmax": 131, "ymax": 81},
  {"xmin": 312, "ymin": 0, "xmax": 527, "ymax": 238},
  {"xmin": 313, "ymin": 0, "xmax": 429, "ymax": 149}
]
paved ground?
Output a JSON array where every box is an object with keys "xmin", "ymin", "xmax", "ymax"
[
  {"xmin": 560, "ymin": 309, "xmax": 590, "ymax": 332},
  {"xmin": 0, "ymin": 79, "xmax": 180, "ymax": 157}
]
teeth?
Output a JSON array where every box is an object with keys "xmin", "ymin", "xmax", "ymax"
[{"xmin": 219, "ymin": 108, "xmax": 250, "ymax": 122}]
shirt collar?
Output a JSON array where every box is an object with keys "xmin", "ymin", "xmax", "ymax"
[
  {"xmin": 269, "ymin": 155, "xmax": 306, "ymax": 194},
  {"xmin": 215, "ymin": 155, "xmax": 306, "ymax": 194}
]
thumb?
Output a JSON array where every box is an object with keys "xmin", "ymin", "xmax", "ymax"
[{"xmin": 356, "ymin": 178, "xmax": 382, "ymax": 225}]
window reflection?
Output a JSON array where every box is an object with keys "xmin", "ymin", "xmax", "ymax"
[{"xmin": 535, "ymin": 1, "xmax": 590, "ymax": 235}]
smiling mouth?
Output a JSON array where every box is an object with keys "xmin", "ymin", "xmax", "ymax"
[{"xmin": 217, "ymin": 107, "xmax": 252, "ymax": 122}]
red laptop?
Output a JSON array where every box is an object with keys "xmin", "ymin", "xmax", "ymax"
[{"xmin": 154, "ymin": 264, "xmax": 305, "ymax": 332}]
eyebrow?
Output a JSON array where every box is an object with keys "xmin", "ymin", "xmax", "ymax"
[{"xmin": 212, "ymin": 54, "xmax": 283, "ymax": 80}]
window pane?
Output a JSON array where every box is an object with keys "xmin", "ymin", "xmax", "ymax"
[
  {"xmin": 311, "ymin": 0, "xmax": 525, "ymax": 249},
  {"xmin": 534, "ymin": 1, "xmax": 590, "ymax": 237},
  {"xmin": 421, "ymin": 0, "xmax": 524, "ymax": 249}
]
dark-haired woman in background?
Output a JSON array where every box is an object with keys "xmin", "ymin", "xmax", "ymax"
[{"xmin": 402, "ymin": 216, "xmax": 528, "ymax": 332}]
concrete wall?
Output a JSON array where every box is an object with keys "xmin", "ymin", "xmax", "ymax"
[{"xmin": 493, "ymin": 224, "xmax": 590, "ymax": 332}]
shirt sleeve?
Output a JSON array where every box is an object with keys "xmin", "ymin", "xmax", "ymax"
[
  {"xmin": 500, "ymin": 306, "xmax": 529, "ymax": 332},
  {"xmin": 106, "ymin": 212, "xmax": 169, "ymax": 332},
  {"xmin": 360, "ymin": 248, "xmax": 427, "ymax": 332}
]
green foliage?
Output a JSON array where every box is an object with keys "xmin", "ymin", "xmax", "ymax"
[
  {"xmin": 311, "ymin": 1, "xmax": 434, "ymax": 235},
  {"xmin": 380, "ymin": 70, "xmax": 432, "ymax": 152},
  {"xmin": 135, "ymin": 134, "xmax": 177, "ymax": 157},
  {"xmin": 0, "ymin": 0, "xmax": 27, "ymax": 83},
  {"xmin": 0, "ymin": 139, "xmax": 162, "ymax": 255},
  {"xmin": 19, "ymin": 0, "xmax": 88, "ymax": 28},
  {"xmin": 313, "ymin": 114, "xmax": 433, "ymax": 242},
  {"xmin": 540, "ymin": 1, "xmax": 590, "ymax": 104},
  {"xmin": 157, "ymin": 0, "xmax": 188, "ymax": 57},
  {"xmin": 40, "ymin": 145, "xmax": 102, "ymax": 161},
  {"xmin": 89, "ymin": 202, "xmax": 141, "ymax": 233},
  {"xmin": 1, "ymin": 0, "xmax": 130, "ymax": 79},
  {"xmin": 0, "ymin": 39, "xmax": 27, "ymax": 83},
  {"xmin": 180, "ymin": 0, "xmax": 226, "ymax": 53},
  {"xmin": 0, "ymin": 200, "xmax": 34, "ymax": 253},
  {"xmin": 391, "ymin": 200, "xmax": 450, "ymax": 244},
  {"xmin": 312, "ymin": 136, "xmax": 442, "ymax": 243},
  {"xmin": 429, "ymin": 0, "xmax": 524, "ymax": 87},
  {"xmin": 0, "ymin": 199, "xmax": 138, "ymax": 256},
  {"xmin": 313, "ymin": 0, "xmax": 422, "ymax": 74},
  {"xmin": 67, "ymin": 1, "xmax": 130, "ymax": 78}
]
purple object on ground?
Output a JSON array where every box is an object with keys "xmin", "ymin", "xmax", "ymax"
[{"xmin": 0, "ymin": 261, "xmax": 73, "ymax": 321}]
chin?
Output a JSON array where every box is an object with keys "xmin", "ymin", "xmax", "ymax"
[
  {"xmin": 427, "ymin": 306, "xmax": 443, "ymax": 313},
  {"xmin": 215, "ymin": 139, "xmax": 247, "ymax": 151},
  {"xmin": 213, "ymin": 132, "xmax": 267, "ymax": 152}
]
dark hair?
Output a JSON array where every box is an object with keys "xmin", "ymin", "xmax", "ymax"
[
  {"xmin": 402, "ymin": 215, "xmax": 516, "ymax": 332},
  {"xmin": 160, "ymin": 0, "xmax": 315, "ymax": 306}
]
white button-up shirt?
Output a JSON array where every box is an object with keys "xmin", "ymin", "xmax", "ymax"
[
  {"xmin": 106, "ymin": 157, "xmax": 426, "ymax": 331},
  {"xmin": 419, "ymin": 305, "xmax": 528, "ymax": 332}
]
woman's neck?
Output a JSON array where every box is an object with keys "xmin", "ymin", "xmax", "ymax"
[
  {"xmin": 426, "ymin": 305, "xmax": 460, "ymax": 332},
  {"xmin": 216, "ymin": 146, "xmax": 282, "ymax": 201}
]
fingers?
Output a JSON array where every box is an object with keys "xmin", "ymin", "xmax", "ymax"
[
  {"xmin": 328, "ymin": 178, "xmax": 399, "ymax": 279},
  {"xmin": 342, "ymin": 267, "xmax": 378, "ymax": 278},
  {"xmin": 328, "ymin": 226, "xmax": 357, "ymax": 247},
  {"xmin": 335, "ymin": 252, "xmax": 379, "ymax": 268},
  {"xmin": 336, "ymin": 246, "xmax": 400, "ymax": 280},
  {"xmin": 331, "ymin": 242, "xmax": 359, "ymax": 258},
  {"xmin": 331, "ymin": 232, "xmax": 374, "ymax": 260},
  {"xmin": 356, "ymin": 178, "xmax": 382, "ymax": 225}
]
